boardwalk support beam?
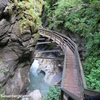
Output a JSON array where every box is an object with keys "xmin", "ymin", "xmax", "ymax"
[{"xmin": 34, "ymin": 57, "xmax": 64, "ymax": 60}]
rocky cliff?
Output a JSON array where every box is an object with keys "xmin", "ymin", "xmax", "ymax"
[{"xmin": 0, "ymin": 0, "xmax": 37, "ymax": 95}]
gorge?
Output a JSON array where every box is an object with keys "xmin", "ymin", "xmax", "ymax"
[{"xmin": 1, "ymin": 0, "xmax": 100, "ymax": 100}]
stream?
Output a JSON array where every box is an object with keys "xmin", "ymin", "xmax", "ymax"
[
  {"xmin": 21, "ymin": 60, "xmax": 51, "ymax": 100},
  {"xmin": 28, "ymin": 60, "xmax": 51, "ymax": 96},
  {"xmin": 21, "ymin": 45, "xmax": 63, "ymax": 100}
]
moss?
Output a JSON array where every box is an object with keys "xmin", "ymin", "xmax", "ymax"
[
  {"xmin": 0, "ymin": 58, "xmax": 2, "ymax": 61},
  {"xmin": 10, "ymin": 0, "xmax": 44, "ymax": 34},
  {"xmin": 33, "ymin": 33, "xmax": 40, "ymax": 41}
]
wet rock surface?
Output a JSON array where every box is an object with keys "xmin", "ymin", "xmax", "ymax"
[
  {"xmin": 37, "ymin": 57, "xmax": 62, "ymax": 85},
  {"xmin": 35, "ymin": 44, "xmax": 63, "ymax": 85},
  {"xmin": 29, "ymin": 90, "xmax": 42, "ymax": 100},
  {"xmin": 0, "ymin": 0, "xmax": 36, "ymax": 95}
]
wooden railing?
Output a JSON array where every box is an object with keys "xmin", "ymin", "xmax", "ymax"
[
  {"xmin": 61, "ymin": 88, "xmax": 81, "ymax": 100},
  {"xmin": 39, "ymin": 28, "xmax": 100, "ymax": 100}
]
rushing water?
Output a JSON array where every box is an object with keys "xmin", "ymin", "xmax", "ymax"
[
  {"xmin": 28, "ymin": 60, "xmax": 51, "ymax": 96},
  {"xmin": 21, "ymin": 60, "xmax": 51, "ymax": 100}
]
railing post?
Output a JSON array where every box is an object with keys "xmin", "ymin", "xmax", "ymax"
[
  {"xmin": 68, "ymin": 97, "xmax": 74, "ymax": 100},
  {"xmin": 61, "ymin": 89, "xmax": 64, "ymax": 100}
]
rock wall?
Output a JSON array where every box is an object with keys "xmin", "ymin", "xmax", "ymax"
[{"xmin": 0, "ymin": 0, "xmax": 36, "ymax": 95}]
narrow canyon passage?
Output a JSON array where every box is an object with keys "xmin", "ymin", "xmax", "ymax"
[{"xmin": 21, "ymin": 38, "xmax": 63, "ymax": 100}]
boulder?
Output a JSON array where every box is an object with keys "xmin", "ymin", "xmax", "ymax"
[{"xmin": 29, "ymin": 90, "xmax": 42, "ymax": 100}]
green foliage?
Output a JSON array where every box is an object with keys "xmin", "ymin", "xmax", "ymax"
[
  {"xmin": 82, "ymin": 0, "xmax": 92, "ymax": 3},
  {"xmin": 17, "ymin": 0, "xmax": 43, "ymax": 34},
  {"xmin": 90, "ymin": 0, "xmax": 100, "ymax": 10},
  {"xmin": 49, "ymin": 42, "xmax": 56, "ymax": 49},
  {"xmin": 0, "ymin": 93, "xmax": 4, "ymax": 100},
  {"xmin": 42, "ymin": 86, "xmax": 61, "ymax": 100},
  {"xmin": 0, "ymin": 86, "xmax": 4, "ymax": 100},
  {"xmin": 0, "ymin": 77, "xmax": 4, "ymax": 100},
  {"xmin": 0, "ymin": 69, "xmax": 9, "ymax": 73},
  {"xmin": 44, "ymin": 0, "xmax": 100, "ymax": 91},
  {"xmin": 9, "ymin": 0, "xmax": 43, "ymax": 34},
  {"xmin": 83, "ymin": 32, "xmax": 100, "ymax": 90},
  {"xmin": 33, "ymin": 33, "xmax": 40, "ymax": 41}
]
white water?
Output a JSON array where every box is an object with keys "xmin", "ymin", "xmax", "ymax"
[
  {"xmin": 29, "ymin": 60, "xmax": 50, "ymax": 96},
  {"xmin": 30, "ymin": 60, "xmax": 39, "ymax": 76},
  {"xmin": 21, "ymin": 60, "xmax": 50, "ymax": 100}
]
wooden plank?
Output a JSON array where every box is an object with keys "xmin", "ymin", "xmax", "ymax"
[
  {"xmin": 38, "ymin": 38, "xmax": 45, "ymax": 40},
  {"xmin": 34, "ymin": 57, "xmax": 64, "ymax": 60},
  {"xmin": 84, "ymin": 89, "xmax": 100, "ymax": 96},
  {"xmin": 61, "ymin": 88, "xmax": 80, "ymax": 100},
  {"xmin": 37, "ymin": 41, "xmax": 51, "ymax": 45},
  {"xmin": 35, "ymin": 50, "xmax": 61, "ymax": 53}
]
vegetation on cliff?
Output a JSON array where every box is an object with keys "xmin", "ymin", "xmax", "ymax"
[
  {"xmin": 42, "ymin": 0, "xmax": 100, "ymax": 91},
  {"xmin": 9, "ymin": 0, "xmax": 44, "ymax": 36}
]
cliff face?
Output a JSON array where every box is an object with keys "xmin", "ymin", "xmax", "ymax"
[{"xmin": 0, "ymin": 0, "xmax": 36, "ymax": 95}]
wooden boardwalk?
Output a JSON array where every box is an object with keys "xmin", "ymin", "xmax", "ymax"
[
  {"xmin": 64, "ymin": 46, "xmax": 82, "ymax": 99},
  {"xmin": 39, "ymin": 29, "xmax": 100, "ymax": 100}
]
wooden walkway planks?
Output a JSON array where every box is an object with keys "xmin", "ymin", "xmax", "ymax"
[
  {"xmin": 35, "ymin": 50, "xmax": 61, "ymax": 53},
  {"xmin": 64, "ymin": 46, "xmax": 82, "ymax": 99},
  {"xmin": 34, "ymin": 57, "xmax": 64, "ymax": 60},
  {"xmin": 38, "ymin": 38, "xmax": 45, "ymax": 40}
]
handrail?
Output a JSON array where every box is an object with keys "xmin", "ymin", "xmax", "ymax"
[
  {"xmin": 75, "ymin": 46, "xmax": 87, "ymax": 89},
  {"xmin": 61, "ymin": 44, "xmax": 67, "ymax": 88},
  {"xmin": 39, "ymin": 28, "xmax": 100, "ymax": 100},
  {"xmin": 61, "ymin": 88, "xmax": 80, "ymax": 100},
  {"xmin": 39, "ymin": 28, "xmax": 65, "ymax": 52}
]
